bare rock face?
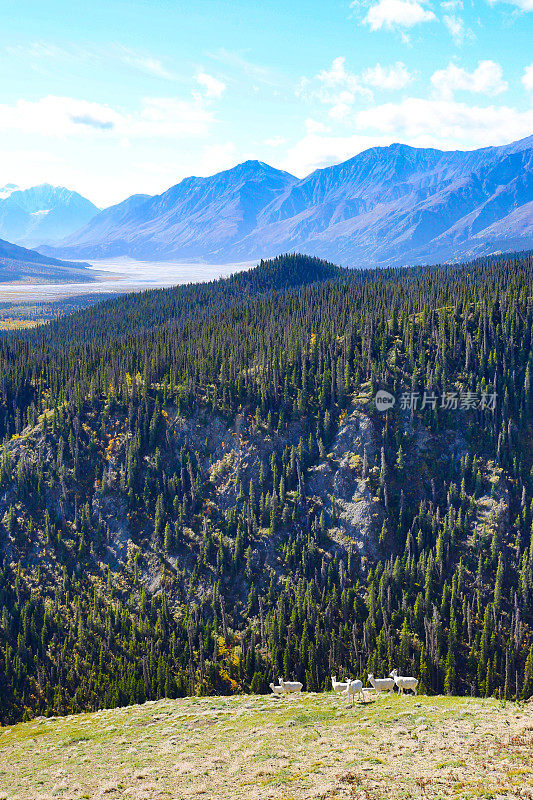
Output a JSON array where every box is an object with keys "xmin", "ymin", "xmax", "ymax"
[
  {"xmin": 307, "ymin": 405, "xmax": 384, "ymax": 558},
  {"xmin": 329, "ymin": 407, "xmax": 378, "ymax": 464},
  {"xmin": 169, "ymin": 409, "xmax": 305, "ymax": 513}
]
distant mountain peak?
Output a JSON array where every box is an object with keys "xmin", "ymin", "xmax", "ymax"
[
  {"xmin": 0, "ymin": 184, "xmax": 99, "ymax": 248},
  {"xmin": 230, "ymin": 159, "xmax": 295, "ymax": 177},
  {"xmin": 0, "ymin": 183, "xmax": 19, "ymax": 199}
]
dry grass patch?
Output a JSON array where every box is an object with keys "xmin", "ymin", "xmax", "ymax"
[{"xmin": 0, "ymin": 694, "xmax": 531, "ymax": 799}]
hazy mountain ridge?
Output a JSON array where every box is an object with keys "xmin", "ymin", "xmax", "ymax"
[
  {"xmin": 0, "ymin": 184, "xmax": 99, "ymax": 248},
  {"xmin": 45, "ymin": 161, "xmax": 297, "ymax": 260},
  {"xmin": 0, "ymin": 237, "xmax": 95, "ymax": 283},
  {"xmin": 44, "ymin": 136, "xmax": 533, "ymax": 267}
]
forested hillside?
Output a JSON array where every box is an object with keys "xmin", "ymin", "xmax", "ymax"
[
  {"xmin": 30, "ymin": 253, "xmax": 345, "ymax": 345},
  {"xmin": 0, "ymin": 251, "xmax": 532, "ymax": 724}
]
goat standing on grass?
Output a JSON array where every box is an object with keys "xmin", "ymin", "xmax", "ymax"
[
  {"xmin": 344, "ymin": 678, "xmax": 364, "ymax": 706},
  {"xmin": 390, "ymin": 669, "xmax": 418, "ymax": 695},
  {"xmin": 368, "ymin": 673, "xmax": 395, "ymax": 693},
  {"xmin": 269, "ymin": 682, "xmax": 284, "ymax": 695},
  {"xmin": 331, "ymin": 676, "xmax": 350, "ymax": 693},
  {"xmin": 279, "ymin": 678, "xmax": 303, "ymax": 694}
]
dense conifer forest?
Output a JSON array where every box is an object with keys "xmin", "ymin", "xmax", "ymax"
[{"xmin": 0, "ymin": 251, "xmax": 532, "ymax": 724}]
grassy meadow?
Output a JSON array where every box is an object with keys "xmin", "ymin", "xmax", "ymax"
[{"xmin": 0, "ymin": 691, "xmax": 531, "ymax": 799}]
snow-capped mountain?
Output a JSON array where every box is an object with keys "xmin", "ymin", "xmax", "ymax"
[{"xmin": 0, "ymin": 185, "xmax": 99, "ymax": 248}]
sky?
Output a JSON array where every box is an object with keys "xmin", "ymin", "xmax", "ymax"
[{"xmin": 0, "ymin": 0, "xmax": 532, "ymax": 207}]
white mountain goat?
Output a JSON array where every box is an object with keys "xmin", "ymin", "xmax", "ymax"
[
  {"xmin": 390, "ymin": 669, "xmax": 418, "ymax": 695},
  {"xmin": 344, "ymin": 678, "xmax": 364, "ymax": 705},
  {"xmin": 279, "ymin": 678, "xmax": 303, "ymax": 693},
  {"xmin": 368, "ymin": 673, "xmax": 395, "ymax": 692},
  {"xmin": 269, "ymin": 682, "xmax": 284, "ymax": 695},
  {"xmin": 331, "ymin": 676, "xmax": 350, "ymax": 692}
]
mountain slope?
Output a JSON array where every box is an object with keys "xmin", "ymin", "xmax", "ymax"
[
  {"xmin": 46, "ymin": 137, "xmax": 533, "ymax": 267},
  {"xmin": 46, "ymin": 161, "xmax": 297, "ymax": 260},
  {"xmin": 0, "ymin": 237, "xmax": 95, "ymax": 282},
  {"xmin": 238, "ymin": 136, "xmax": 533, "ymax": 265},
  {"xmin": 0, "ymin": 184, "xmax": 99, "ymax": 247}
]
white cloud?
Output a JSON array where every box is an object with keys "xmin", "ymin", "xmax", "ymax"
[
  {"xmin": 305, "ymin": 119, "xmax": 331, "ymax": 135},
  {"xmin": 0, "ymin": 97, "xmax": 120, "ymax": 137},
  {"xmin": 264, "ymin": 135, "xmax": 287, "ymax": 147},
  {"xmin": 298, "ymin": 57, "xmax": 373, "ymax": 120},
  {"xmin": 355, "ymin": 97, "xmax": 533, "ymax": 145},
  {"xmin": 133, "ymin": 97, "xmax": 215, "ymax": 138},
  {"xmin": 196, "ymin": 142, "xmax": 238, "ymax": 176},
  {"xmin": 0, "ymin": 94, "xmax": 216, "ymax": 140},
  {"xmin": 280, "ymin": 132, "xmax": 393, "ymax": 177},
  {"xmin": 316, "ymin": 57, "xmax": 372, "ymax": 98},
  {"xmin": 196, "ymin": 72, "xmax": 226, "ymax": 99},
  {"xmin": 298, "ymin": 58, "xmax": 413, "ymax": 122},
  {"xmin": 360, "ymin": 0, "xmax": 436, "ymax": 30},
  {"xmin": 488, "ymin": 0, "xmax": 533, "ymax": 10},
  {"xmin": 431, "ymin": 60, "xmax": 508, "ymax": 99},
  {"xmin": 281, "ymin": 97, "xmax": 533, "ymax": 177},
  {"xmin": 523, "ymin": 63, "xmax": 533, "ymax": 91},
  {"xmin": 362, "ymin": 62, "xmax": 413, "ymax": 89}
]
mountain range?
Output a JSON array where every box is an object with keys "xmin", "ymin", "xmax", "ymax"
[
  {"xmin": 0, "ymin": 184, "xmax": 99, "ymax": 248},
  {"xmin": 41, "ymin": 135, "xmax": 533, "ymax": 268}
]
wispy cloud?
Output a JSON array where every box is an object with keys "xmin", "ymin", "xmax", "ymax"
[
  {"xmin": 5, "ymin": 41, "xmax": 71, "ymax": 60},
  {"xmin": 487, "ymin": 0, "xmax": 533, "ymax": 10},
  {"xmin": 440, "ymin": 1, "xmax": 474, "ymax": 44},
  {"xmin": 114, "ymin": 45, "xmax": 179, "ymax": 80},
  {"xmin": 206, "ymin": 48, "xmax": 277, "ymax": 85},
  {"xmin": 5, "ymin": 40, "xmax": 184, "ymax": 81},
  {"xmin": 443, "ymin": 14, "xmax": 462, "ymax": 43}
]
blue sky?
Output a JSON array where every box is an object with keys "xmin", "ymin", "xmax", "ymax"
[{"xmin": 0, "ymin": 0, "xmax": 532, "ymax": 206}]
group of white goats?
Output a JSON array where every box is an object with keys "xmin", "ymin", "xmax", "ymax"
[{"xmin": 270, "ymin": 670, "xmax": 418, "ymax": 705}]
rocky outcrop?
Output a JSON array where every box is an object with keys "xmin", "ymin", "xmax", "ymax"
[{"xmin": 307, "ymin": 405, "xmax": 384, "ymax": 558}]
